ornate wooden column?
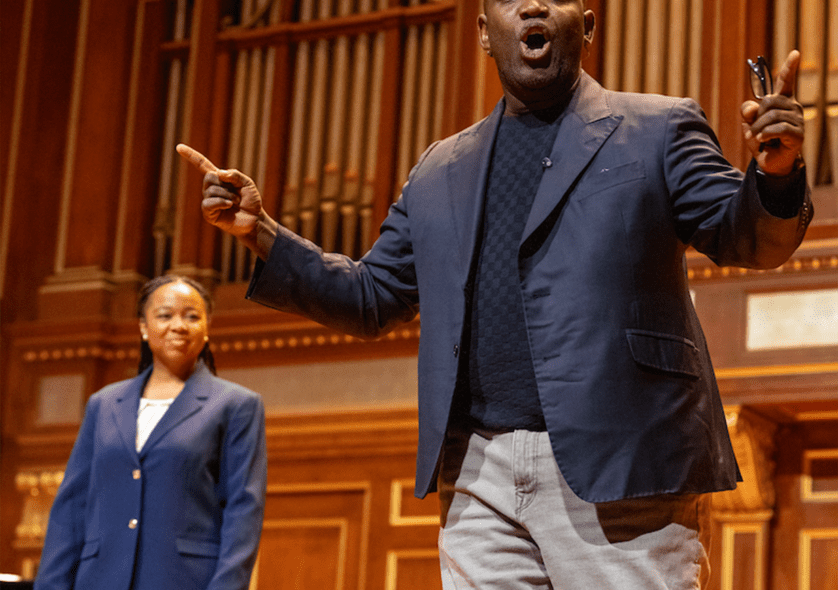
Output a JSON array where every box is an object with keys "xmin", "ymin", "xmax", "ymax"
[
  {"xmin": 110, "ymin": 0, "xmax": 169, "ymax": 306},
  {"xmin": 711, "ymin": 407, "xmax": 778, "ymax": 590},
  {"xmin": 36, "ymin": 0, "xmax": 139, "ymax": 320},
  {"xmin": 11, "ymin": 470, "xmax": 64, "ymax": 579},
  {"xmin": 169, "ymin": 0, "xmax": 223, "ymax": 283}
]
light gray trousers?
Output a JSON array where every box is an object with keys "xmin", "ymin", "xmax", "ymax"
[{"xmin": 438, "ymin": 427, "xmax": 710, "ymax": 590}]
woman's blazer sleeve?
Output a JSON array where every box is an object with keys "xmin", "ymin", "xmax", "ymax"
[
  {"xmin": 207, "ymin": 386, "xmax": 267, "ymax": 590},
  {"xmin": 35, "ymin": 395, "xmax": 101, "ymax": 590}
]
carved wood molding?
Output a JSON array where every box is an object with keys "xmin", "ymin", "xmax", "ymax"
[
  {"xmin": 265, "ymin": 407, "xmax": 419, "ymax": 461},
  {"xmin": 686, "ymin": 239, "xmax": 838, "ymax": 282},
  {"xmin": 12, "ymin": 470, "xmax": 64, "ymax": 550},
  {"xmin": 11, "ymin": 313, "xmax": 421, "ymax": 368},
  {"xmin": 712, "ymin": 406, "xmax": 778, "ymax": 515}
]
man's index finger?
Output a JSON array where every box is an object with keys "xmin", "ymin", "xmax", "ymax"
[
  {"xmin": 774, "ymin": 50, "xmax": 800, "ymax": 98},
  {"xmin": 176, "ymin": 143, "xmax": 218, "ymax": 174}
]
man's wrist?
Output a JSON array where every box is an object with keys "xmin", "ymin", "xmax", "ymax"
[
  {"xmin": 757, "ymin": 153, "xmax": 805, "ymax": 178},
  {"xmin": 753, "ymin": 156, "xmax": 807, "ymax": 219},
  {"xmin": 253, "ymin": 214, "xmax": 278, "ymax": 261}
]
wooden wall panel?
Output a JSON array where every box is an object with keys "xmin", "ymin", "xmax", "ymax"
[
  {"xmin": 385, "ymin": 550, "xmax": 442, "ymax": 590},
  {"xmin": 253, "ymin": 409, "xmax": 442, "ymax": 590},
  {"xmin": 770, "ymin": 421, "xmax": 838, "ymax": 590},
  {"xmin": 6, "ymin": 394, "xmax": 838, "ymax": 588},
  {"xmin": 257, "ymin": 482, "xmax": 371, "ymax": 590},
  {"xmin": 799, "ymin": 531, "xmax": 838, "ymax": 590}
]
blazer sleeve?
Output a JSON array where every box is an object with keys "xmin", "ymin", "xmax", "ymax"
[
  {"xmin": 664, "ymin": 97, "xmax": 811, "ymax": 269},
  {"xmin": 244, "ymin": 145, "xmax": 440, "ymax": 339},
  {"xmin": 206, "ymin": 389, "xmax": 268, "ymax": 590},
  {"xmin": 35, "ymin": 396, "xmax": 100, "ymax": 590}
]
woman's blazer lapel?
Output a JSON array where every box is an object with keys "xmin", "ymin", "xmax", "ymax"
[
  {"xmin": 111, "ymin": 367, "xmax": 151, "ymax": 462},
  {"xmin": 138, "ymin": 362, "xmax": 213, "ymax": 458}
]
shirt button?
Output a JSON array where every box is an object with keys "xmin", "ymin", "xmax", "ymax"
[
  {"xmin": 132, "ymin": 469, "xmax": 141, "ymax": 480},
  {"xmin": 541, "ymin": 157, "xmax": 552, "ymax": 168},
  {"xmin": 129, "ymin": 519, "xmax": 138, "ymax": 529}
]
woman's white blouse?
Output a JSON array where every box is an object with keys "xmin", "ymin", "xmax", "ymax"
[{"xmin": 136, "ymin": 397, "xmax": 175, "ymax": 452}]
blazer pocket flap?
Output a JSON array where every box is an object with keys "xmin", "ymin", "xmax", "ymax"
[
  {"xmin": 577, "ymin": 160, "xmax": 646, "ymax": 200},
  {"xmin": 176, "ymin": 538, "xmax": 221, "ymax": 557},
  {"xmin": 80, "ymin": 539, "xmax": 100, "ymax": 559},
  {"xmin": 626, "ymin": 330, "xmax": 701, "ymax": 378}
]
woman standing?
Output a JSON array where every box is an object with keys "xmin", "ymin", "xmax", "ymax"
[{"xmin": 35, "ymin": 276, "xmax": 267, "ymax": 590}]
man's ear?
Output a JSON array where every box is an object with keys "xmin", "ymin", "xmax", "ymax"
[
  {"xmin": 478, "ymin": 13, "xmax": 492, "ymax": 56},
  {"xmin": 583, "ymin": 10, "xmax": 596, "ymax": 44}
]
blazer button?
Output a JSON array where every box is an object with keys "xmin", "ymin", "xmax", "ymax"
[
  {"xmin": 132, "ymin": 469, "xmax": 141, "ymax": 480},
  {"xmin": 129, "ymin": 519, "xmax": 138, "ymax": 529},
  {"xmin": 453, "ymin": 344, "xmax": 459, "ymax": 358},
  {"xmin": 541, "ymin": 157, "xmax": 552, "ymax": 168}
]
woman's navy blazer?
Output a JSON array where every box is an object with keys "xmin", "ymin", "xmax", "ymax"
[{"xmin": 35, "ymin": 362, "xmax": 267, "ymax": 590}]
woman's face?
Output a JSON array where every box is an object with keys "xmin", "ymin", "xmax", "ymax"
[{"xmin": 140, "ymin": 281, "xmax": 209, "ymax": 376}]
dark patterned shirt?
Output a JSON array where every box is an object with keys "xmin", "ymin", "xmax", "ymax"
[{"xmin": 458, "ymin": 111, "xmax": 561, "ymax": 431}]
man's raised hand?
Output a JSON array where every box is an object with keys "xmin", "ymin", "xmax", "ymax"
[
  {"xmin": 740, "ymin": 50, "xmax": 805, "ymax": 176},
  {"xmin": 176, "ymin": 143, "xmax": 264, "ymax": 241}
]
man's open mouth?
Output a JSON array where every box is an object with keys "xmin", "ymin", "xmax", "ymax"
[
  {"xmin": 526, "ymin": 32, "xmax": 547, "ymax": 50},
  {"xmin": 521, "ymin": 27, "xmax": 551, "ymax": 60}
]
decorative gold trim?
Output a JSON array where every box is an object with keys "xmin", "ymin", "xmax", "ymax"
[
  {"xmin": 20, "ymin": 324, "xmax": 420, "ymax": 363},
  {"xmin": 265, "ymin": 481, "xmax": 371, "ymax": 495},
  {"xmin": 267, "ymin": 419, "xmax": 416, "ymax": 438},
  {"xmin": 796, "ymin": 410, "xmax": 838, "ymax": 421},
  {"xmin": 13, "ymin": 470, "xmax": 65, "ymax": 549},
  {"xmin": 801, "ymin": 449, "xmax": 838, "ymax": 502},
  {"xmin": 798, "ymin": 528, "xmax": 838, "ymax": 590},
  {"xmin": 22, "ymin": 346, "xmax": 140, "ymax": 363},
  {"xmin": 796, "ymin": 238, "xmax": 838, "ymax": 252},
  {"xmin": 686, "ymin": 251, "xmax": 838, "ymax": 281},
  {"xmin": 713, "ymin": 509, "xmax": 774, "ymax": 524},
  {"xmin": 249, "ymin": 550, "xmax": 259, "ymax": 590},
  {"xmin": 21, "ymin": 559, "xmax": 37, "ymax": 581},
  {"xmin": 211, "ymin": 325, "xmax": 419, "ymax": 355},
  {"xmin": 385, "ymin": 549, "xmax": 440, "ymax": 590},
  {"xmin": 389, "ymin": 479, "xmax": 439, "ymax": 527},
  {"xmin": 721, "ymin": 522, "xmax": 766, "ymax": 590},
  {"xmin": 715, "ymin": 363, "xmax": 838, "ymax": 379},
  {"xmin": 359, "ymin": 478, "xmax": 372, "ymax": 590}
]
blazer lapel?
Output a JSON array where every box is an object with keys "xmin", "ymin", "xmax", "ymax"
[
  {"xmin": 522, "ymin": 72, "xmax": 623, "ymax": 242},
  {"xmin": 112, "ymin": 367, "xmax": 152, "ymax": 462},
  {"xmin": 447, "ymin": 99, "xmax": 505, "ymax": 285},
  {"xmin": 139, "ymin": 362, "xmax": 212, "ymax": 458}
]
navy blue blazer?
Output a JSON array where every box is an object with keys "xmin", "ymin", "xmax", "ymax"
[
  {"xmin": 247, "ymin": 73, "xmax": 811, "ymax": 502},
  {"xmin": 35, "ymin": 362, "xmax": 267, "ymax": 590}
]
